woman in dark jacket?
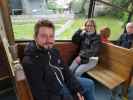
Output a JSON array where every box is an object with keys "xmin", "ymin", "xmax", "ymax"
[{"xmin": 70, "ymin": 19, "xmax": 101, "ymax": 77}]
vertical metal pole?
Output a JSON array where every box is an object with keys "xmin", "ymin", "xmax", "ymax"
[{"xmin": 88, "ymin": 0, "xmax": 96, "ymax": 18}]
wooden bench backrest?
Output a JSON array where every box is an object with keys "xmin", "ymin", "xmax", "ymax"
[
  {"xmin": 17, "ymin": 42, "xmax": 133, "ymax": 79},
  {"xmin": 100, "ymin": 43, "xmax": 133, "ymax": 79},
  {"xmin": 17, "ymin": 42, "xmax": 79, "ymax": 65}
]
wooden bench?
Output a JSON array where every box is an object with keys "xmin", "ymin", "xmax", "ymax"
[
  {"xmin": 86, "ymin": 43, "xmax": 133, "ymax": 99},
  {"xmin": 17, "ymin": 42, "xmax": 133, "ymax": 100},
  {"xmin": 17, "ymin": 41, "xmax": 79, "ymax": 65}
]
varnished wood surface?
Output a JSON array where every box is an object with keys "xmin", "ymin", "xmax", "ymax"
[{"xmin": 17, "ymin": 42, "xmax": 79, "ymax": 65}]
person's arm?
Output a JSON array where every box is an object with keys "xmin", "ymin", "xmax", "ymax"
[
  {"xmin": 72, "ymin": 29, "xmax": 83, "ymax": 44},
  {"xmin": 55, "ymin": 49, "xmax": 84, "ymax": 95},
  {"xmin": 22, "ymin": 56, "xmax": 48, "ymax": 100}
]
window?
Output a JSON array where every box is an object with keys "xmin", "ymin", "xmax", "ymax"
[
  {"xmin": 9, "ymin": 0, "xmax": 132, "ymax": 41},
  {"xmin": 93, "ymin": 0, "xmax": 128, "ymax": 40}
]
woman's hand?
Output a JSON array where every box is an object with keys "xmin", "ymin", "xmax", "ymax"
[{"xmin": 75, "ymin": 56, "xmax": 81, "ymax": 64}]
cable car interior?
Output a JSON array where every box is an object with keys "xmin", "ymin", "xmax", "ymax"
[{"xmin": 0, "ymin": 0, "xmax": 133, "ymax": 100}]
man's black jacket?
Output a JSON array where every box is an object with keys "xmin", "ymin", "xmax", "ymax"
[{"xmin": 22, "ymin": 41, "xmax": 83, "ymax": 100}]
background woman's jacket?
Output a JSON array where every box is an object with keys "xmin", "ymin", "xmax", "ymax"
[{"xmin": 72, "ymin": 29, "xmax": 101, "ymax": 64}]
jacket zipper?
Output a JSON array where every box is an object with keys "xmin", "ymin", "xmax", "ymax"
[{"xmin": 48, "ymin": 51, "xmax": 64, "ymax": 87}]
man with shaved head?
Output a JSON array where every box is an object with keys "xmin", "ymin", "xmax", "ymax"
[{"xmin": 118, "ymin": 22, "xmax": 133, "ymax": 48}]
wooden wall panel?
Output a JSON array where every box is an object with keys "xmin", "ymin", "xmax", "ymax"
[{"xmin": 17, "ymin": 42, "xmax": 79, "ymax": 65}]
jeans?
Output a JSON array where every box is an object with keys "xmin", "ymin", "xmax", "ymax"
[
  {"xmin": 59, "ymin": 77, "xmax": 96, "ymax": 100},
  {"xmin": 69, "ymin": 57, "xmax": 98, "ymax": 77}
]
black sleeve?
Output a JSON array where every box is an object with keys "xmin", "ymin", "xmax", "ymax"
[
  {"xmin": 22, "ymin": 56, "xmax": 48, "ymax": 100},
  {"xmin": 55, "ymin": 49, "xmax": 84, "ymax": 95},
  {"xmin": 72, "ymin": 29, "xmax": 82, "ymax": 44}
]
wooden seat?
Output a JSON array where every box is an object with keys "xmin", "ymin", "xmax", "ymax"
[
  {"xmin": 17, "ymin": 42, "xmax": 133, "ymax": 99},
  {"xmin": 86, "ymin": 43, "xmax": 133, "ymax": 99},
  {"xmin": 88, "ymin": 66, "xmax": 125, "ymax": 90}
]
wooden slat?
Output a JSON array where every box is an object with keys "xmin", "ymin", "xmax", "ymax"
[
  {"xmin": 87, "ymin": 66, "xmax": 125, "ymax": 89},
  {"xmin": 101, "ymin": 44, "xmax": 133, "ymax": 66},
  {"xmin": 17, "ymin": 42, "xmax": 79, "ymax": 65},
  {"xmin": 101, "ymin": 57, "xmax": 132, "ymax": 79},
  {"xmin": 99, "ymin": 43, "xmax": 133, "ymax": 79},
  {"xmin": 15, "ymin": 67, "xmax": 33, "ymax": 100}
]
